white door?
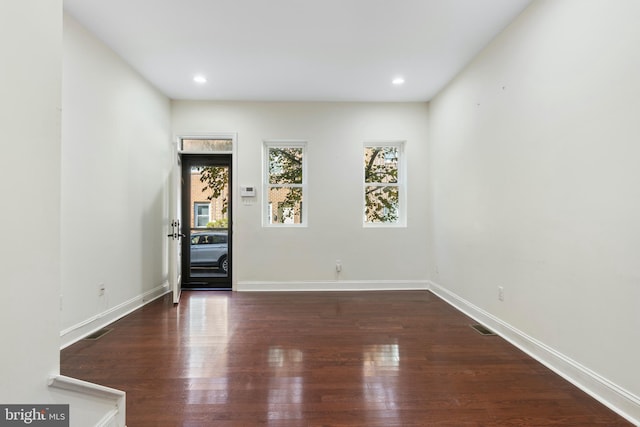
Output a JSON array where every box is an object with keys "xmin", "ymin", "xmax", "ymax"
[{"xmin": 168, "ymin": 156, "xmax": 182, "ymax": 304}]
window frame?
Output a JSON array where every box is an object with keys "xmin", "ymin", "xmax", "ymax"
[
  {"xmin": 363, "ymin": 141, "xmax": 407, "ymax": 228},
  {"xmin": 263, "ymin": 140, "xmax": 308, "ymax": 227},
  {"xmin": 194, "ymin": 202, "xmax": 211, "ymax": 228}
]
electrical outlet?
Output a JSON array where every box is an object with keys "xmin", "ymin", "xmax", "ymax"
[
  {"xmin": 335, "ymin": 260, "xmax": 342, "ymax": 273},
  {"xmin": 498, "ymin": 286, "xmax": 504, "ymax": 301},
  {"xmin": 99, "ymin": 283, "xmax": 106, "ymax": 296}
]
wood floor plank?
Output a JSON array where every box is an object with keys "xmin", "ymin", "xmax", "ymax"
[{"xmin": 61, "ymin": 291, "xmax": 632, "ymax": 426}]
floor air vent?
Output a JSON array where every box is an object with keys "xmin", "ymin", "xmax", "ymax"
[
  {"xmin": 84, "ymin": 328, "xmax": 113, "ymax": 340},
  {"xmin": 470, "ymin": 324, "xmax": 496, "ymax": 336}
]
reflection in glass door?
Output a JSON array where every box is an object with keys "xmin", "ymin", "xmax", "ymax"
[{"xmin": 181, "ymin": 154, "xmax": 231, "ymax": 289}]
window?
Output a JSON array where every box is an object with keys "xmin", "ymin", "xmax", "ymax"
[
  {"xmin": 194, "ymin": 203, "xmax": 210, "ymax": 228},
  {"xmin": 264, "ymin": 141, "xmax": 307, "ymax": 226},
  {"xmin": 363, "ymin": 142, "xmax": 405, "ymax": 226},
  {"xmin": 192, "ymin": 233, "xmax": 227, "ymax": 245},
  {"xmin": 180, "ymin": 138, "xmax": 233, "ymax": 153}
]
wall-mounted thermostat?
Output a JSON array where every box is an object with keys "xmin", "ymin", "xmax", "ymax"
[{"xmin": 240, "ymin": 186, "xmax": 256, "ymax": 197}]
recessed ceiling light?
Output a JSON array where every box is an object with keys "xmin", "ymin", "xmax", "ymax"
[
  {"xmin": 392, "ymin": 77, "xmax": 405, "ymax": 86},
  {"xmin": 193, "ymin": 74, "xmax": 207, "ymax": 84}
]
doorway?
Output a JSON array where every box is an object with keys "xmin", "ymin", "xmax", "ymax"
[{"xmin": 181, "ymin": 154, "xmax": 232, "ymax": 289}]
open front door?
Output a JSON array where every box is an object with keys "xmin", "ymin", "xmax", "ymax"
[
  {"xmin": 181, "ymin": 154, "xmax": 232, "ymax": 289},
  {"xmin": 168, "ymin": 156, "xmax": 183, "ymax": 304}
]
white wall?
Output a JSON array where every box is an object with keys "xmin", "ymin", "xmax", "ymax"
[
  {"xmin": 429, "ymin": 0, "xmax": 640, "ymax": 421},
  {"xmin": 61, "ymin": 14, "xmax": 172, "ymax": 342},
  {"xmin": 172, "ymin": 101, "xmax": 430, "ymax": 289},
  {"xmin": 0, "ymin": 0, "xmax": 63, "ymax": 402}
]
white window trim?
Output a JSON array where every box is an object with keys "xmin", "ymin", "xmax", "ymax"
[
  {"xmin": 263, "ymin": 140, "xmax": 308, "ymax": 227},
  {"xmin": 363, "ymin": 140, "xmax": 407, "ymax": 228},
  {"xmin": 194, "ymin": 202, "xmax": 210, "ymax": 228}
]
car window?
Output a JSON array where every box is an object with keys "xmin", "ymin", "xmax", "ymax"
[
  {"xmin": 192, "ymin": 235, "xmax": 210, "ymax": 245},
  {"xmin": 191, "ymin": 234, "xmax": 227, "ymax": 245},
  {"xmin": 211, "ymin": 235, "xmax": 227, "ymax": 244}
]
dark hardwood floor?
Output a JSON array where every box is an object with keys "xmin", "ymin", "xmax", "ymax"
[{"xmin": 61, "ymin": 291, "xmax": 631, "ymax": 426}]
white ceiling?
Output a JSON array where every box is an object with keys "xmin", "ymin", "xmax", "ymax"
[{"xmin": 63, "ymin": 0, "xmax": 532, "ymax": 102}]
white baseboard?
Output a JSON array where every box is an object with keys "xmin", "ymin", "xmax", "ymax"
[
  {"xmin": 60, "ymin": 282, "xmax": 170, "ymax": 349},
  {"xmin": 237, "ymin": 280, "xmax": 429, "ymax": 292},
  {"xmin": 95, "ymin": 408, "xmax": 122, "ymax": 427},
  {"xmin": 428, "ymin": 280, "xmax": 640, "ymax": 426}
]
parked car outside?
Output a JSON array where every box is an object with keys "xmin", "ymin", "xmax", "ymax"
[{"xmin": 190, "ymin": 231, "xmax": 228, "ymax": 273}]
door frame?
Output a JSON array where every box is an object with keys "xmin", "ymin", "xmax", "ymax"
[{"xmin": 174, "ymin": 133, "xmax": 237, "ymax": 291}]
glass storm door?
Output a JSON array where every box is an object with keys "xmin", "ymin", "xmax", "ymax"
[{"xmin": 181, "ymin": 154, "xmax": 232, "ymax": 289}]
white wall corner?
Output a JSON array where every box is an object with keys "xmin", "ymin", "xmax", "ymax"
[
  {"xmin": 237, "ymin": 280, "xmax": 429, "ymax": 292},
  {"xmin": 427, "ymin": 280, "xmax": 640, "ymax": 425},
  {"xmin": 48, "ymin": 375, "xmax": 126, "ymax": 427},
  {"xmin": 60, "ymin": 282, "xmax": 170, "ymax": 349}
]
